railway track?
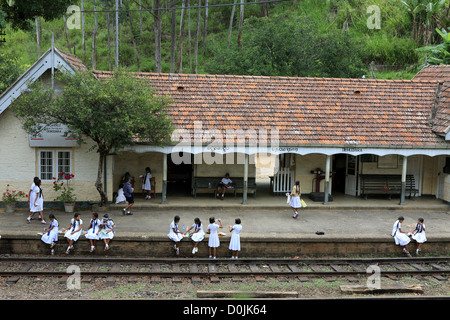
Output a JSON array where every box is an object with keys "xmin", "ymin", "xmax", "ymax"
[{"xmin": 0, "ymin": 256, "xmax": 449, "ymax": 283}]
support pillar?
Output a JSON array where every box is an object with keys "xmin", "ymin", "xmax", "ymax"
[
  {"xmin": 161, "ymin": 153, "xmax": 167, "ymax": 204},
  {"xmin": 242, "ymin": 153, "xmax": 248, "ymax": 205},
  {"xmin": 400, "ymin": 155, "xmax": 407, "ymax": 205},
  {"xmin": 324, "ymin": 155, "xmax": 331, "ymax": 205}
]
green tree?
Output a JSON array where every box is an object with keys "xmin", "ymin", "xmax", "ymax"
[
  {"xmin": 0, "ymin": 52, "xmax": 25, "ymax": 94},
  {"xmin": 12, "ymin": 70, "xmax": 173, "ymax": 206},
  {"xmin": 416, "ymin": 28, "xmax": 450, "ymax": 64},
  {"xmin": 0, "ymin": 0, "xmax": 72, "ymax": 30},
  {"xmin": 205, "ymin": 16, "xmax": 365, "ymax": 78}
]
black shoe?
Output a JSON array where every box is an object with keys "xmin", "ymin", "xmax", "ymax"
[{"xmin": 126, "ymin": 212, "xmax": 133, "ymax": 215}]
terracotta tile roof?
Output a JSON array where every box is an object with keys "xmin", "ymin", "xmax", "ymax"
[
  {"xmin": 94, "ymin": 70, "xmax": 447, "ymax": 148},
  {"xmin": 55, "ymin": 48, "xmax": 89, "ymax": 72},
  {"xmin": 414, "ymin": 65, "xmax": 450, "ymax": 136}
]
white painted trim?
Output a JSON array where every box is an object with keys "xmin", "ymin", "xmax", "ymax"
[
  {"xmin": 121, "ymin": 144, "xmax": 450, "ymax": 157},
  {"xmin": 0, "ymin": 48, "xmax": 76, "ymax": 115}
]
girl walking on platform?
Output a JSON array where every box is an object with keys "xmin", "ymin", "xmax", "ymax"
[
  {"xmin": 185, "ymin": 217, "xmax": 205, "ymax": 254},
  {"xmin": 392, "ymin": 216, "xmax": 411, "ymax": 257},
  {"xmin": 168, "ymin": 215, "xmax": 184, "ymax": 255},
  {"xmin": 62, "ymin": 213, "xmax": 83, "ymax": 254},
  {"xmin": 289, "ymin": 180, "xmax": 302, "ymax": 218},
  {"xmin": 412, "ymin": 217, "xmax": 427, "ymax": 255},
  {"xmin": 27, "ymin": 178, "xmax": 45, "ymax": 224},
  {"xmin": 229, "ymin": 218, "xmax": 242, "ymax": 259},
  {"xmin": 41, "ymin": 214, "xmax": 59, "ymax": 256},
  {"xmin": 207, "ymin": 217, "xmax": 223, "ymax": 259},
  {"xmin": 85, "ymin": 212, "xmax": 101, "ymax": 252}
]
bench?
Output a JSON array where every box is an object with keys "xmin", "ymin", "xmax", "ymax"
[
  {"xmin": 360, "ymin": 174, "xmax": 418, "ymax": 200},
  {"xmin": 193, "ymin": 177, "xmax": 256, "ymax": 198}
]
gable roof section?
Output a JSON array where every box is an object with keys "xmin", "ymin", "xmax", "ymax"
[
  {"xmin": 413, "ymin": 65, "xmax": 450, "ymax": 137},
  {"xmin": 94, "ymin": 71, "xmax": 445, "ymax": 149},
  {"xmin": 0, "ymin": 47, "xmax": 87, "ymax": 114}
]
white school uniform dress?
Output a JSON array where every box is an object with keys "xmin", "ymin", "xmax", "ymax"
[
  {"xmin": 85, "ymin": 218, "xmax": 101, "ymax": 240},
  {"xmin": 64, "ymin": 218, "xmax": 83, "ymax": 241},
  {"xmin": 229, "ymin": 224, "xmax": 243, "ymax": 251},
  {"xmin": 30, "ymin": 185, "xmax": 44, "ymax": 212},
  {"xmin": 392, "ymin": 220, "xmax": 411, "ymax": 246},
  {"xmin": 208, "ymin": 223, "xmax": 220, "ymax": 248},
  {"xmin": 412, "ymin": 223, "xmax": 427, "ymax": 243},
  {"xmin": 41, "ymin": 219, "xmax": 59, "ymax": 244},
  {"xmin": 99, "ymin": 220, "xmax": 115, "ymax": 240},
  {"xmin": 190, "ymin": 223, "xmax": 205, "ymax": 242},
  {"xmin": 167, "ymin": 221, "xmax": 184, "ymax": 242},
  {"xmin": 221, "ymin": 177, "xmax": 232, "ymax": 187},
  {"xmin": 142, "ymin": 172, "xmax": 152, "ymax": 191},
  {"xmin": 115, "ymin": 188, "xmax": 126, "ymax": 204}
]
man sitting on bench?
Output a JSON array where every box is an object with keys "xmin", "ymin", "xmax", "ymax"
[{"xmin": 216, "ymin": 173, "xmax": 233, "ymax": 200}]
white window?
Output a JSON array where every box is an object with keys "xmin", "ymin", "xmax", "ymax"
[{"xmin": 38, "ymin": 150, "xmax": 73, "ymax": 181}]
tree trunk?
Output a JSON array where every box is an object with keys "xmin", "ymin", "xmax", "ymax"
[
  {"xmin": 96, "ymin": 150, "xmax": 108, "ymax": 206},
  {"xmin": 81, "ymin": 0, "xmax": 85, "ymax": 59},
  {"xmin": 227, "ymin": 0, "xmax": 237, "ymax": 49},
  {"xmin": 63, "ymin": 15, "xmax": 72, "ymax": 53},
  {"xmin": 177, "ymin": 0, "xmax": 187, "ymax": 73},
  {"xmin": 237, "ymin": 0, "xmax": 244, "ymax": 48},
  {"xmin": 203, "ymin": 0, "xmax": 208, "ymax": 55},
  {"xmin": 106, "ymin": 12, "xmax": 112, "ymax": 71},
  {"xmin": 194, "ymin": 0, "xmax": 201, "ymax": 73},
  {"xmin": 127, "ymin": 8, "xmax": 141, "ymax": 72},
  {"xmin": 92, "ymin": 0, "xmax": 98, "ymax": 70},
  {"xmin": 170, "ymin": 0, "xmax": 177, "ymax": 73},
  {"xmin": 35, "ymin": 17, "xmax": 41, "ymax": 58},
  {"xmin": 154, "ymin": 0, "xmax": 162, "ymax": 73}
]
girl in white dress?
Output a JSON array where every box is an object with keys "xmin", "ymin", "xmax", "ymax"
[
  {"xmin": 98, "ymin": 214, "xmax": 115, "ymax": 251},
  {"xmin": 62, "ymin": 213, "xmax": 83, "ymax": 254},
  {"xmin": 207, "ymin": 217, "xmax": 223, "ymax": 259},
  {"xmin": 411, "ymin": 217, "xmax": 427, "ymax": 255},
  {"xmin": 392, "ymin": 216, "xmax": 411, "ymax": 257},
  {"xmin": 27, "ymin": 179, "xmax": 45, "ymax": 224},
  {"xmin": 185, "ymin": 217, "xmax": 205, "ymax": 254},
  {"xmin": 168, "ymin": 215, "xmax": 183, "ymax": 255},
  {"xmin": 289, "ymin": 180, "xmax": 302, "ymax": 218},
  {"xmin": 85, "ymin": 212, "xmax": 101, "ymax": 252},
  {"xmin": 229, "ymin": 218, "xmax": 243, "ymax": 259},
  {"xmin": 141, "ymin": 167, "xmax": 152, "ymax": 200},
  {"xmin": 41, "ymin": 214, "xmax": 59, "ymax": 256},
  {"xmin": 115, "ymin": 184, "xmax": 127, "ymax": 204}
]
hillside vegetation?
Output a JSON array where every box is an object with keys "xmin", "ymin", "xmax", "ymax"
[{"xmin": 0, "ymin": 0, "xmax": 449, "ymax": 83}]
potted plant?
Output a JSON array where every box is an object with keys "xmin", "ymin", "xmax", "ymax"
[
  {"xmin": 53, "ymin": 172, "xmax": 77, "ymax": 213},
  {"xmin": 2, "ymin": 184, "xmax": 26, "ymax": 213}
]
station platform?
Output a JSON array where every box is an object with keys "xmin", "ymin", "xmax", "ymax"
[{"xmin": 1, "ymin": 193, "xmax": 449, "ymax": 257}]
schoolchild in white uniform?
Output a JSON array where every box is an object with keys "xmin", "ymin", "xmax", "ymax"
[
  {"xmin": 185, "ymin": 217, "xmax": 205, "ymax": 254},
  {"xmin": 140, "ymin": 167, "xmax": 152, "ymax": 200},
  {"xmin": 41, "ymin": 214, "xmax": 59, "ymax": 256},
  {"xmin": 62, "ymin": 213, "xmax": 83, "ymax": 254},
  {"xmin": 216, "ymin": 173, "xmax": 233, "ymax": 200},
  {"xmin": 411, "ymin": 217, "xmax": 427, "ymax": 255},
  {"xmin": 27, "ymin": 178, "xmax": 45, "ymax": 224},
  {"xmin": 289, "ymin": 180, "xmax": 302, "ymax": 218},
  {"xmin": 207, "ymin": 217, "xmax": 223, "ymax": 259},
  {"xmin": 98, "ymin": 214, "xmax": 115, "ymax": 251},
  {"xmin": 229, "ymin": 218, "xmax": 243, "ymax": 259},
  {"xmin": 115, "ymin": 184, "xmax": 127, "ymax": 204},
  {"xmin": 392, "ymin": 216, "xmax": 411, "ymax": 257},
  {"xmin": 168, "ymin": 215, "xmax": 183, "ymax": 255},
  {"xmin": 85, "ymin": 212, "xmax": 102, "ymax": 252}
]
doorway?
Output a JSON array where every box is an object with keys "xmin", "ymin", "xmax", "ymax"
[
  {"xmin": 332, "ymin": 154, "xmax": 358, "ymax": 196},
  {"xmin": 167, "ymin": 153, "xmax": 193, "ymax": 195}
]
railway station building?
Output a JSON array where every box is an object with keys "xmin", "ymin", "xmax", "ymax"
[{"xmin": 1, "ymin": 46, "xmax": 450, "ymax": 208}]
